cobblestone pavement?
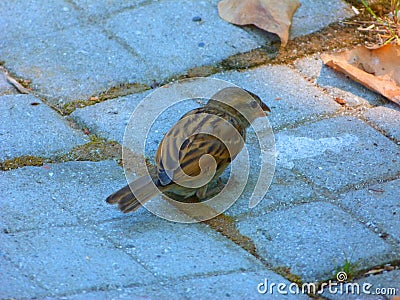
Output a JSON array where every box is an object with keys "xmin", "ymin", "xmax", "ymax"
[{"xmin": 1, "ymin": 0, "xmax": 399, "ymax": 299}]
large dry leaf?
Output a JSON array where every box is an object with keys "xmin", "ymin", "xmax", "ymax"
[
  {"xmin": 218, "ymin": 0, "xmax": 300, "ymax": 47},
  {"xmin": 321, "ymin": 44, "xmax": 400, "ymax": 106}
]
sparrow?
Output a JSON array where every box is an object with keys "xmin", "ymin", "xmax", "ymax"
[{"xmin": 106, "ymin": 87, "xmax": 270, "ymax": 213}]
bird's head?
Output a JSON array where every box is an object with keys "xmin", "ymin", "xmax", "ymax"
[{"xmin": 207, "ymin": 87, "xmax": 270, "ymax": 126}]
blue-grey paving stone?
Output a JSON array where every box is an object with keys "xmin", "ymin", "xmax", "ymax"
[
  {"xmin": 72, "ymin": 0, "xmax": 147, "ymax": 17},
  {"xmin": 0, "ymin": 94, "xmax": 88, "ymax": 161},
  {"xmin": 21, "ymin": 161, "xmax": 133, "ymax": 223},
  {"xmin": 213, "ymin": 66, "xmax": 341, "ymax": 130},
  {"xmin": 98, "ymin": 217, "xmax": 263, "ymax": 278},
  {"xmin": 71, "ymin": 91, "xmax": 150, "ymax": 144},
  {"xmin": 105, "ymin": 0, "xmax": 264, "ymax": 80},
  {"xmin": 237, "ymin": 202, "xmax": 396, "ymax": 282},
  {"xmin": 51, "ymin": 284, "xmax": 177, "ymax": 300},
  {"xmin": 338, "ymin": 179, "xmax": 400, "ymax": 243},
  {"xmin": 276, "ymin": 116, "xmax": 400, "ymax": 191},
  {"xmin": 0, "ymin": 0, "xmax": 79, "ymax": 42},
  {"xmin": 0, "ymin": 161, "xmax": 127, "ymax": 232},
  {"xmin": 363, "ymin": 106, "xmax": 400, "ymax": 143},
  {"xmin": 55, "ymin": 270, "xmax": 310, "ymax": 299},
  {"xmin": 0, "ymin": 166, "xmax": 78, "ymax": 233},
  {"xmin": 0, "ymin": 255, "xmax": 47, "ymax": 299},
  {"xmin": 0, "ymin": 26, "xmax": 153, "ymax": 105},
  {"xmin": 172, "ymin": 270, "xmax": 310, "ymax": 299},
  {"xmin": 290, "ymin": 0, "xmax": 353, "ymax": 38},
  {"xmin": 294, "ymin": 55, "xmax": 382, "ymax": 107},
  {"xmin": 323, "ymin": 270, "xmax": 400, "ymax": 299},
  {"xmin": 225, "ymin": 167, "xmax": 314, "ymax": 218},
  {"xmin": 2, "ymin": 226, "xmax": 155, "ymax": 295},
  {"xmin": 71, "ymin": 78, "xmax": 225, "ymax": 150}
]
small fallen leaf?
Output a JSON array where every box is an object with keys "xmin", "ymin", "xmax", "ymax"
[
  {"xmin": 365, "ymin": 268, "xmax": 384, "ymax": 275},
  {"xmin": 321, "ymin": 44, "xmax": 400, "ymax": 106},
  {"xmin": 334, "ymin": 97, "xmax": 346, "ymax": 105},
  {"xmin": 218, "ymin": 0, "xmax": 300, "ymax": 47}
]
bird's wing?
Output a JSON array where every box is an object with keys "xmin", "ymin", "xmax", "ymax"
[{"xmin": 155, "ymin": 108, "xmax": 245, "ymax": 187}]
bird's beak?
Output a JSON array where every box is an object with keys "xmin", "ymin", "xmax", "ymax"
[
  {"xmin": 260, "ymin": 101, "xmax": 271, "ymax": 113},
  {"xmin": 256, "ymin": 100, "xmax": 271, "ymax": 117}
]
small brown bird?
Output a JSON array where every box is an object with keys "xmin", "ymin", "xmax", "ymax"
[{"xmin": 106, "ymin": 87, "xmax": 270, "ymax": 213}]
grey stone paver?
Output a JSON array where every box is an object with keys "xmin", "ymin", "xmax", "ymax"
[
  {"xmin": 0, "ymin": 26, "xmax": 153, "ymax": 105},
  {"xmin": 323, "ymin": 270, "xmax": 400, "ymax": 299},
  {"xmin": 72, "ymin": 0, "xmax": 147, "ymax": 17},
  {"xmin": 1, "ymin": 226, "xmax": 156, "ymax": 296},
  {"xmin": 225, "ymin": 167, "xmax": 315, "ymax": 218},
  {"xmin": 290, "ymin": 0, "xmax": 353, "ymax": 37},
  {"xmin": 97, "ymin": 217, "xmax": 263, "ymax": 278},
  {"xmin": 52, "ymin": 270, "xmax": 311, "ymax": 299},
  {"xmin": 213, "ymin": 65, "xmax": 341, "ymax": 130},
  {"xmin": 71, "ymin": 91, "xmax": 150, "ymax": 144},
  {"xmin": 237, "ymin": 202, "xmax": 396, "ymax": 282},
  {"xmin": 0, "ymin": 161, "xmax": 126, "ymax": 233},
  {"xmin": 0, "ymin": 94, "xmax": 88, "ymax": 161},
  {"xmin": 338, "ymin": 179, "xmax": 400, "ymax": 242},
  {"xmin": 0, "ymin": 256, "xmax": 47, "ymax": 299},
  {"xmin": 105, "ymin": 0, "xmax": 264, "ymax": 80},
  {"xmin": 363, "ymin": 106, "xmax": 400, "ymax": 142},
  {"xmin": 276, "ymin": 116, "xmax": 400, "ymax": 191},
  {"xmin": 0, "ymin": 0, "xmax": 79, "ymax": 42},
  {"xmin": 294, "ymin": 55, "xmax": 382, "ymax": 107},
  {"xmin": 171, "ymin": 271, "xmax": 310, "ymax": 299}
]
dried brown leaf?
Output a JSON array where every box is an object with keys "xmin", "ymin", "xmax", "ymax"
[
  {"xmin": 321, "ymin": 44, "xmax": 400, "ymax": 106},
  {"xmin": 217, "ymin": 0, "xmax": 300, "ymax": 47}
]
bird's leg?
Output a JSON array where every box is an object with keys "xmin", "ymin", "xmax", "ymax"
[{"xmin": 196, "ymin": 178, "xmax": 225, "ymax": 200}]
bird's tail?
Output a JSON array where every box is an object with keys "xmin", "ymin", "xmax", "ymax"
[{"xmin": 106, "ymin": 175, "xmax": 166, "ymax": 213}]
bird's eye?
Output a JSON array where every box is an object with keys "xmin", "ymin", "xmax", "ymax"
[{"xmin": 250, "ymin": 101, "xmax": 258, "ymax": 108}]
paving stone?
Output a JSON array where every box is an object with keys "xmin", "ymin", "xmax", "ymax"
[
  {"xmin": 294, "ymin": 55, "xmax": 382, "ymax": 107},
  {"xmin": 363, "ymin": 106, "xmax": 400, "ymax": 143},
  {"xmin": 276, "ymin": 116, "xmax": 400, "ymax": 191},
  {"xmin": 213, "ymin": 65, "xmax": 341, "ymax": 130},
  {"xmin": 50, "ymin": 284, "xmax": 177, "ymax": 300},
  {"xmin": 71, "ymin": 91, "xmax": 149, "ymax": 144},
  {"xmin": 323, "ymin": 270, "xmax": 400, "ymax": 299},
  {"xmin": 53, "ymin": 270, "xmax": 310, "ymax": 299},
  {"xmin": 290, "ymin": 0, "xmax": 353, "ymax": 38},
  {"xmin": 72, "ymin": 0, "xmax": 147, "ymax": 17},
  {"xmin": 0, "ymin": 161, "xmax": 141, "ymax": 227},
  {"xmin": 338, "ymin": 179, "xmax": 400, "ymax": 243},
  {"xmin": 97, "ymin": 217, "xmax": 263, "ymax": 278},
  {"xmin": 225, "ymin": 167, "xmax": 315, "ymax": 218},
  {"xmin": 0, "ymin": 255, "xmax": 47, "ymax": 299},
  {"xmin": 172, "ymin": 270, "xmax": 310, "ymax": 299},
  {"xmin": 105, "ymin": 0, "xmax": 264, "ymax": 80},
  {"xmin": 237, "ymin": 202, "xmax": 396, "ymax": 282},
  {"xmin": 1, "ymin": 226, "xmax": 155, "ymax": 295},
  {"xmin": 0, "ymin": 94, "xmax": 88, "ymax": 161},
  {"xmin": 71, "ymin": 78, "xmax": 230, "ymax": 148},
  {"xmin": 0, "ymin": 26, "xmax": 153, "ymax": 105},
  {"xmin": 0, "ymin": 161, "xmax": 129, "ymax": 233},
  {"xmin": 0, "ymin": 0, "xmax": 79, "ymax": 42}
]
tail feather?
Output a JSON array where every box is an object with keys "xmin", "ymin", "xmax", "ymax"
[{"xmin": 106, "ymin": 175, "xmax": 165, "ymax": 213}]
